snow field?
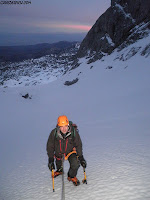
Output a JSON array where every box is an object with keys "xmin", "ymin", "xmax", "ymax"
[{"xmin": 0, "ymin": 49, "xmax": 150, "ymax": 199}]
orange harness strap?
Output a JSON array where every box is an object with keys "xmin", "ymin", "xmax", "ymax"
[{"xmin": 65, "ymin": 150, "xmax": 77, "ymax": 160}]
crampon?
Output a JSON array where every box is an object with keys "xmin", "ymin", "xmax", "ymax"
[
  {"xmin": 53, "ymin": 169, "xmax": 63, "ymax": 178},
  {"xmin": 67, "ymin": 177, "xmax": 80, "ymax": 186}
]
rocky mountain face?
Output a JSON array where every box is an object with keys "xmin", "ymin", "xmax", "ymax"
[{"xmin": 77, "ymin": 0, "xmax": 150, "ymax": 63}]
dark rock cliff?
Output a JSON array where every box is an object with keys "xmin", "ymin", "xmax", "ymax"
[{"xmin": 77, "ymin": 0, "xmax": 150, "ymax": 63}]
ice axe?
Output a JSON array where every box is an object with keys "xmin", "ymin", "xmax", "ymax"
[
  {"xmin": 82, "ymin": 168, "xmax": 87, "ymax": 184},
  {"xmin": 51, "ymin": 169, "xmax": 55, "ymax": 192}
]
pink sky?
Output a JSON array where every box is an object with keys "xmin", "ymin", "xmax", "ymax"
[
  {"xmin": 0, "ymin": 0, "xmax": 110, "ymax": 34},
  {"xmin": 35, "ymin": 22, "xmax": 92, "ymax": 33},
  {"xmin": 59, "ymin": 24, "xmax": 91, "ymax": 31}
]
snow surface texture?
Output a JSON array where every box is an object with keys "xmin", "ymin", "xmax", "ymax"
[{"xmin": 0, "ymin": 42, "xmax": 150, "ymax": 200}]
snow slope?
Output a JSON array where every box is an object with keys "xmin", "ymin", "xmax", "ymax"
[
  {"xmin": 0, "ymin": 45, "xmax": 150, "ymax": 200},
  {"xmin": 0, "ymin": 42, "xmax": 80, "ymax": 88}
]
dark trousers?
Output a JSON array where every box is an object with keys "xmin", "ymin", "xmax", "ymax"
[{"xmin": 56, "ymin": 154, "xmax": 80, "ymax": 178}]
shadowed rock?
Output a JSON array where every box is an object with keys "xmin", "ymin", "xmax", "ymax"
[
  {"xmin": 77, "ymin": 0, "xmax": 150, "ymax": 61},
  {"xmin": 64, "ymin": 78, "xmax": 79, "ymax": 86}
]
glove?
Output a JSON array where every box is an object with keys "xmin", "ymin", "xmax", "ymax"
[
  {"xmin": 79, "ymin": 155, "xmax": 87, "ymax": 168},
  {"xmin": 48, "ymin": 157, "xmax": 55, "ymax": 171}
]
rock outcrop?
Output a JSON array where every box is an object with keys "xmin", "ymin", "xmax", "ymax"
[{"xmin": 77, "ymin": 0, "xmax": 150, "ymax": 62}]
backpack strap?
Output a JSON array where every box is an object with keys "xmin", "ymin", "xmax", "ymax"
[
  {"xmin": 69, "ymin": 121, "xmax": 77, "ymax": 140},
  {"xmin": 54, "ymin": 127, "xmax": 58, "ymax": 138}
]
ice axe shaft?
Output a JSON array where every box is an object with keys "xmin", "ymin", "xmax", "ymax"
[
  {"xmin": 82, "ymin": 168, "xmax": 87, "ymax": 184},
  {"xmin": 52, "ymin": 169, "xmax": 55, "ymax": 192}
]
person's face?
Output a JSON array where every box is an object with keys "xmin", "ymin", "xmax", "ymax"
[{"xmin": 59, "ymin": 125, "xmax": 68, "ymax": 134}]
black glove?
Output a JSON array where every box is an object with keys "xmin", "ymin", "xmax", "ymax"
[
  {"xmin": 48, "ymin": 157, "xmax": 55, "ymax": 171},
  {"xmin": 79, "ymin": 155, "xmax": 87, "ymax": 168}
]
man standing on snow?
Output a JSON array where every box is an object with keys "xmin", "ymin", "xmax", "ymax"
[{"xmin": 46, "ymin": 115, "xmax": 87, "ymax": 186}]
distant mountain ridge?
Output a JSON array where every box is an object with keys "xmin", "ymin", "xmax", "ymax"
[
  {"xmin": 0, "ymin": 41, "xmax": 78, "ymax": 62},
  {"xmin": 0, "ymin": 32, "xmax": 86, "ymax": 46},
  {"xmin": 77, "ymin": 0, "xmax": 150, "ymax": 62}
]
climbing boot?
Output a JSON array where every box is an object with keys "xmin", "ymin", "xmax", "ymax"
[
  {"xmin": 67, "ymin": 176, "xmax": 80, "ymax": 186},
  {"xmin": 54, "ymin": 168, "xmax": 63, "ymax": 178}
]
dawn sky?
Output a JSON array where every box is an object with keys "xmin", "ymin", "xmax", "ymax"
[{"xmin": 0, "ymin": 0, "xmax": 111, "ymax": 34}]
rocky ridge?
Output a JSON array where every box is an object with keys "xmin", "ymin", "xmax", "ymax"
[{"xmin": 77, "ymin": 0, "xmax": 150, "ymax": 63}]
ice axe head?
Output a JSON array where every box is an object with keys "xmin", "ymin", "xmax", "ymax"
[{"xmin": 82, "ymin": 178, "xmax": 87, "ymax": 184}]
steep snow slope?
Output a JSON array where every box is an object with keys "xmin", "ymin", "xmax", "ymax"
[{"xmin": 0, "ymin": 48, "xmax": 150, "ymax": 200}]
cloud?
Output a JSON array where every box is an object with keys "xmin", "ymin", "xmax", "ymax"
[
  {"xmin": 0, "ymin": 14, "xmax": 91, "ymax": 33},
  {"xmin": 0, "ymin": 0, "xmax": 110, "ymax": 33},
  {"xmin": 56, "ymin": 24, "xmax": 91, "ymax": 31},
  {"xmin": 35, "ymin": 22, "xmax": 91, "ymax": 32}
]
